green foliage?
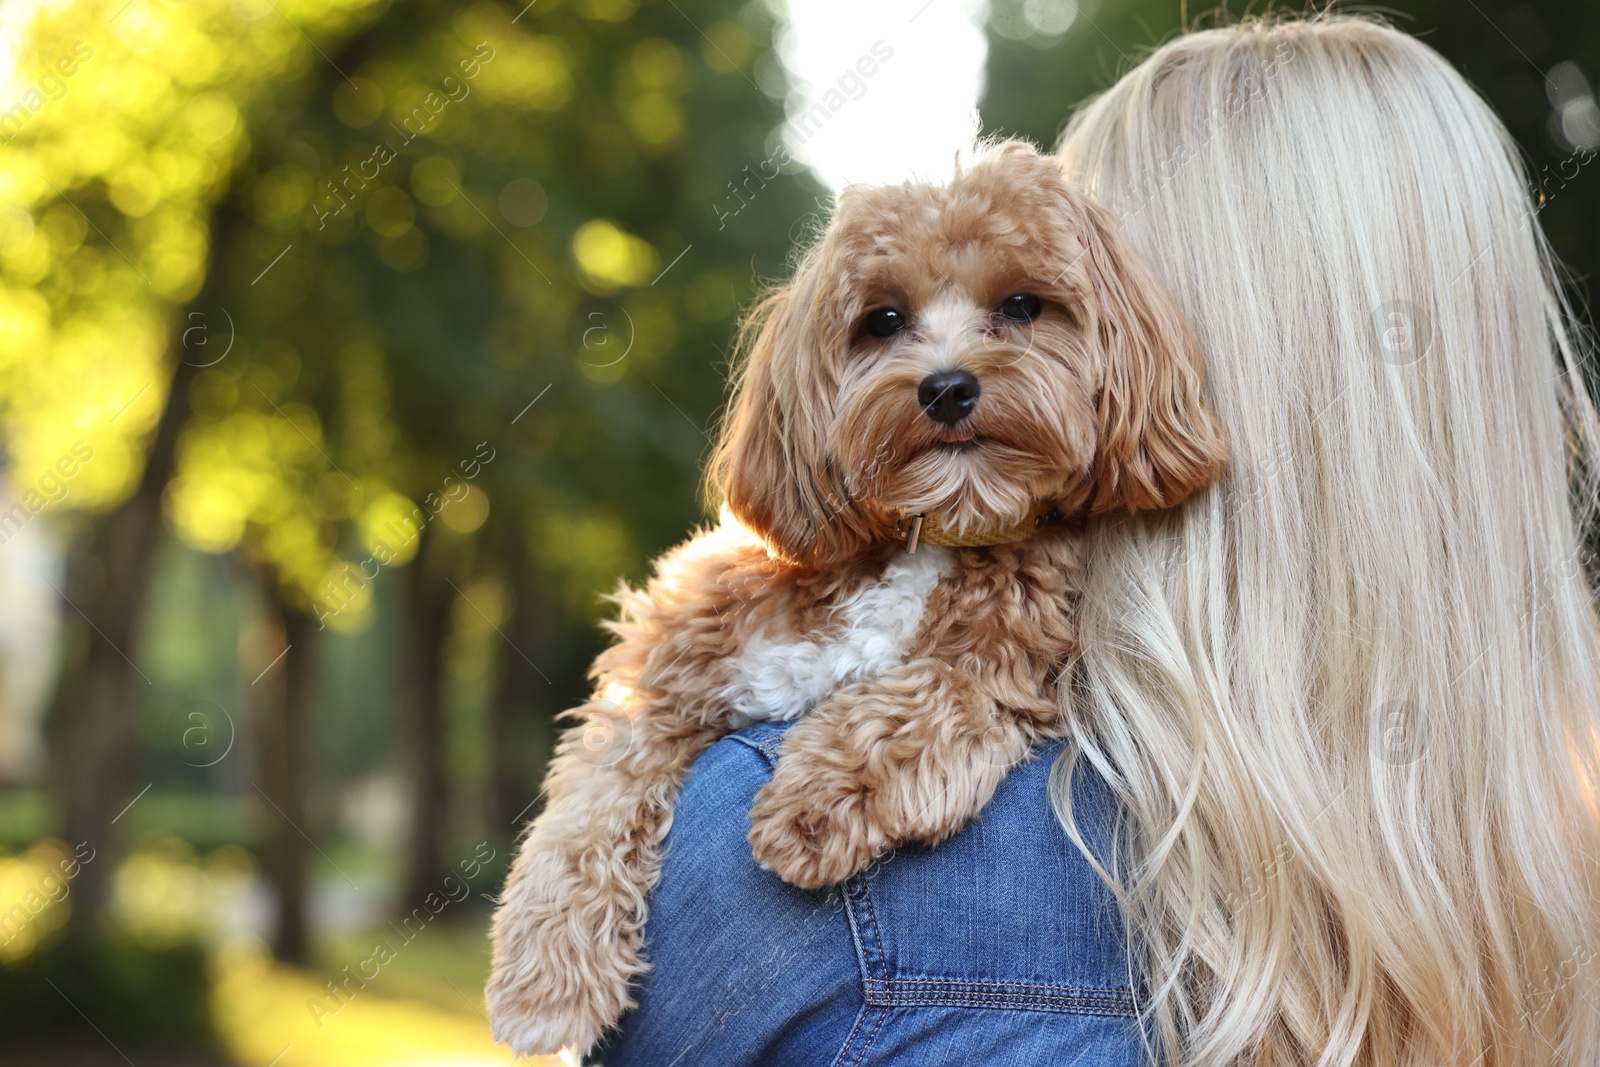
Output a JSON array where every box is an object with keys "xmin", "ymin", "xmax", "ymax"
[
  {"xmin": 979, "ymin": 0, "xmax": 1599, "ymax": 290},
  {"xmin": 5, "ymin": 0, "xmax": 820, "ymax": 612},
  {"xmin": 10, "ymin": 0, "xmax": 824, "ymax": 653},
  {"xmin": 0, "ymin": 0, "xmax": 388, "ymax": 517},
  {"xmin": 0, "ymin": 0, "xmax": 837, "ymax": 923},
  {"xmin": 0, "ymin": 932, "xmax": 215, "ymax": 1047}
]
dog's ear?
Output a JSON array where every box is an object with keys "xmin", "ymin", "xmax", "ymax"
[
  {"xmin": 707, "ymin": 284, "xmax": 876, "ymax": 565},
  {"xmin": 1076, "ymin": 193, "xmax": 1226, "ymax": 513}
]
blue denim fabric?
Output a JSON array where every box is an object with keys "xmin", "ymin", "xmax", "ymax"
[{"xmin": 592, "ymin": 720, "xmax": 1148, "ymax": 1066}]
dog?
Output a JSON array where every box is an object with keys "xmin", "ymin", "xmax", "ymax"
[{"xmin": 486, "ymin": 140, "xmax": 1226, "ymax": 1056}]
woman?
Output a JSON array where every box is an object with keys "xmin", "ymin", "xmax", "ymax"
[{"xmin": 598, "ymin": 15, "xmax": 1600, "ymax": 1065}]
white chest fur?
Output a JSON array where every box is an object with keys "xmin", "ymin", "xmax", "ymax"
[{"xmin": 719, "ymin": 546, "xmax": 955, "ymax": 726}]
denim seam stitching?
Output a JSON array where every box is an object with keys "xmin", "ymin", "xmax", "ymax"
[
  {"xmin": 858, "ymin": 879, "xmax": 890, "ymax": 981},
  {"xmin": 871, "ymin": 994, "xmax": 1134, "ymax": 1017},
  {"xmin": 835, "ymin": 886, "xmax": 889, "ymax": 1067},
  {"xmin": 727, "ymin": 730, "xmax": 785, "ymax": 764},
  {"xmin": 863, "ymin": 989, "xmax": 1133, "ymax": 1005},
  {"xmin": 864, "ymin": 976, "xmax": 1134, "ymax": 994},
  {"xmin": 859, "ymin": 977, "xmax": 1137, "ymax": 1016},
  {"xmin": 726, "ymin": 734, "xmax": 762, "ymax": 757},
  {"xmin": 828, "ymin": 1004, "xmax": 872, "ymax": 1067},
  {"xmin": 848, "ymin": 1005, "xmax": 889, "ymax": 1067},
  {"xmin": 842, "ymin": 880, "xmax": 879, "ymax": 984},
  {"xmin": 863, "ymin": 983, "xmax": 1134, "ymax": 1003}
]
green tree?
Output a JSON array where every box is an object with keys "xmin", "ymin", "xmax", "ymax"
[
  {"xmin": 979, "ymin": 0, "xmax": 1599, "ymax": 291},
  {"xmin": 11, "ymin": 0, "xmax": 821, "ymax": 955},
  {"xmin": 3, "ymin": 0, "xmax": 389, "ymax": 942}
]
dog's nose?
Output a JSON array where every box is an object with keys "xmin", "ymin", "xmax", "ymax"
[{"xmin": 917, "ymin": 370, "xmax": 980, "ymax": 425}]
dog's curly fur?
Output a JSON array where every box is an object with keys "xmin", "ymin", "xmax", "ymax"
[{"xmin": 486, "ymin": 141, "xmax": 1226, "ymax": 1056}]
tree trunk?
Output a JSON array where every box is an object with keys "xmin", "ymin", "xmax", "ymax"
[
  {"xmin": 49, "ymin": 337, "xmax": 200, "ymax": 936},
  {"xmin": 46, "ymin": 184, "xmax": 255, "ymax": 934},
  {"xmin": 44, "ymin": 8, "xmax": 392, "ymax": 937},
  {"xmin": 490, "ymin": 528, "xmax": 555, "ymax": 837},
  {"xmin": 399, "ymin": 532, "xmax": 454, "ymax": 911},
  {"xmin": 255, "ymin": 576, "xmax": 315, "ymax": 963}
]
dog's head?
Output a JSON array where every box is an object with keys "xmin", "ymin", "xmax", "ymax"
[{"xmin": 709, "ymin": 141, "xmax": 1226, "ymax": 565}]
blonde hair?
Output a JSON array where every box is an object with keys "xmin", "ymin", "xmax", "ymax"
[{"xmin": 1054, "ymin": 15, "xmax": 1600, "ymax": 1066}]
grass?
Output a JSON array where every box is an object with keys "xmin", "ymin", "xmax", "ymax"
[
  {"xmin": 0, "ymin": 837, "xmax": 565, "ymax": 1067},
  {"xmin": 212, "ymin": 937, "xmax": 562, "ymax": 1067}
]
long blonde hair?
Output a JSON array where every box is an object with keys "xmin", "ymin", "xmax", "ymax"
[{"xmin": 1055, "ymin": 15, "xmax": 1600, "ymax": 1065}]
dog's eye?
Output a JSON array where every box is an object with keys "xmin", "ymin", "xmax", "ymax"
[
  {"xmin": 862, "ymin": 307, "xmax": 907, "ymax": 338},
  {"xmin": 997, "ymin": 294, "xmax": 1043, "ymax": 322}
]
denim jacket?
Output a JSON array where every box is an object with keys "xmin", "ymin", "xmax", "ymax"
[{"xmin": 592, "ymin": 719, "xmax": 1148, "ymax": 1066}]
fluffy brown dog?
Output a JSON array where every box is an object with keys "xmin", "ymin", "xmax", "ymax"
[{"xmin": 486, "ymin": 140, "xmax": 1226, "ymax": 1056}]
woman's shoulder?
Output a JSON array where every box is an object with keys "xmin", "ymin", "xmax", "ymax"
[{"xmin": 593, "ymin": 721, "xmax": 1147, "ymax": 1067}]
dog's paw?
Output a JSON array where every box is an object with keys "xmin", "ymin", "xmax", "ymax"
[
  {"xmin": 485, "ymin": 922, "xmax": 634, "ymax": 1056},
  {"xmin": 747, "ymin": 778, "xmax": 890, "ymax": 889},
  {"xmin": 487, "ymin": 860, "xmax": 642, "ymax": 1056},
  {"xmin": 485, "ymin": 984, "xmax": 609, "ymax": 1059}
]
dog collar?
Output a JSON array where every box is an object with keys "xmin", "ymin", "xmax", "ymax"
[{"xmin": 897, "ymin": 502, "xmax": 1056, "ymax": 553}]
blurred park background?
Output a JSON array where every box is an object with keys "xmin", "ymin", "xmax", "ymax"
[{"xmin": 0, "ymin": 0, "xmax": 1592, "ymax": 1063}]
